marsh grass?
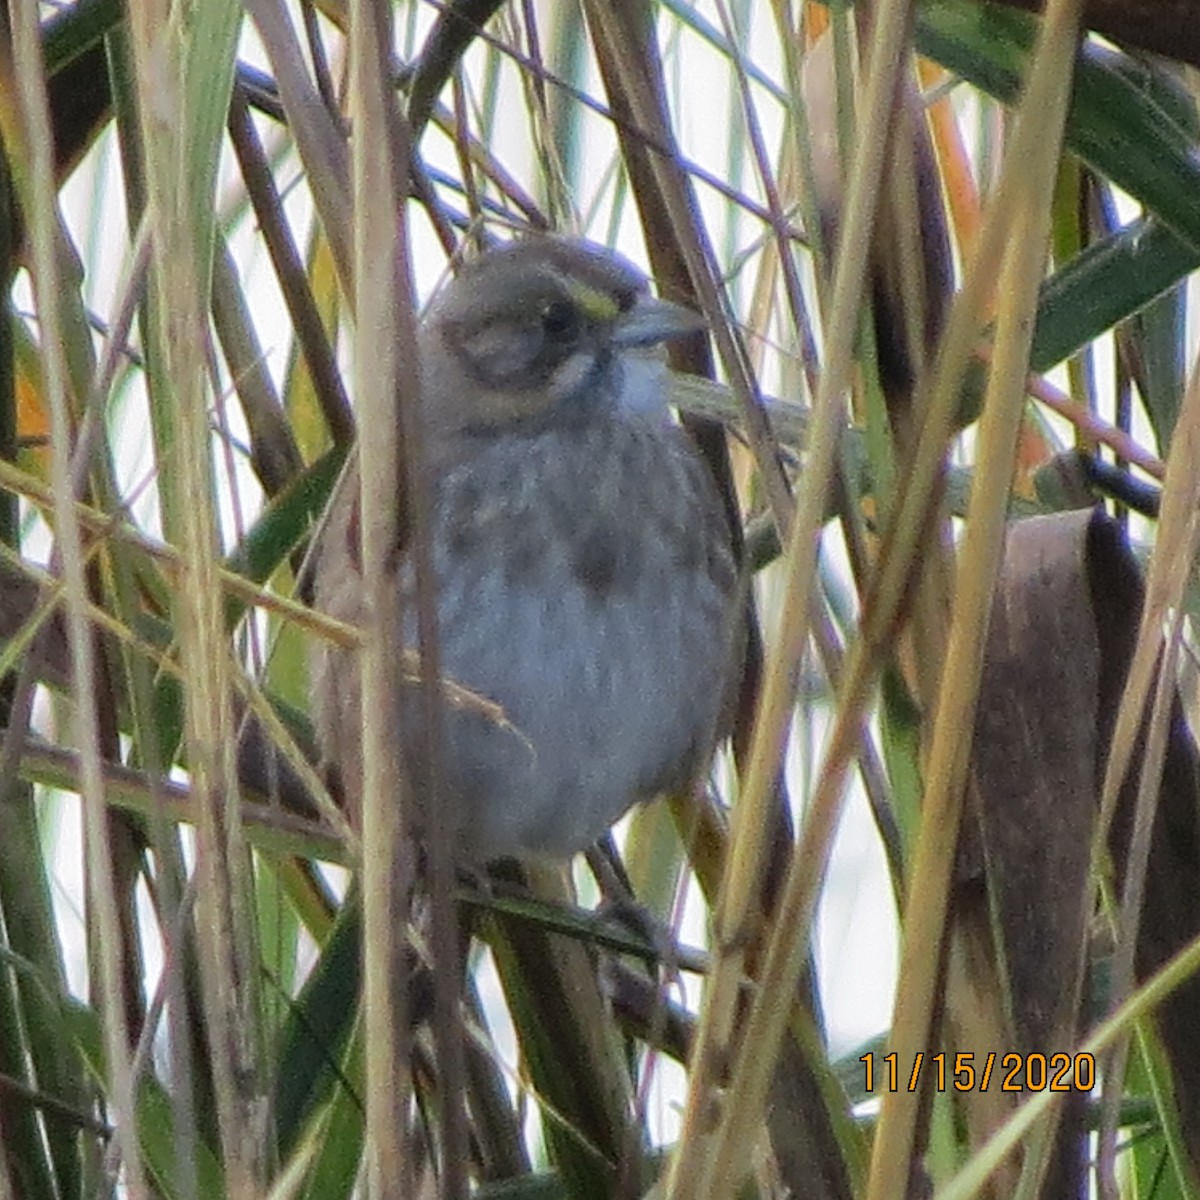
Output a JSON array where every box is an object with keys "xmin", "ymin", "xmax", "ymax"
[{"xmin": 1, "ymin": 1, "xmax": 1199, "ymax": 1197}]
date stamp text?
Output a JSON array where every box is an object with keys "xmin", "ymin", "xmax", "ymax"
[{"xmin": 860, "ymin": 1051, "xmax": 1095, "ymax": 1094}]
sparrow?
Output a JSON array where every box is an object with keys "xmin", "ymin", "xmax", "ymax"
[{"xmin": 310, "ymin": 236, "xmax": 736, "ymax": 861}]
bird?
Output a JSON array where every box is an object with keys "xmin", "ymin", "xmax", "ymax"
[{"xmin": 310, "ymin": 236, "xmax": 737, "ymax": 862}]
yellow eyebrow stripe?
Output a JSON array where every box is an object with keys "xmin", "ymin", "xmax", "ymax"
[{"xmin": 564, "ymin": 281, "xmax": 620, "ymax": 322}]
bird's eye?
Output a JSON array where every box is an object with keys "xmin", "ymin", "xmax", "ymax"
[
  {"xmin": 615, "ymin": 288, "xmax": 639, "ymax": 314},
  {"xmin": 540, "ymin": 299, "xmax": 581, "ymax": 343}
]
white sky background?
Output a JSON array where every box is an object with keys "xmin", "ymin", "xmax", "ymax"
[{"xmin": 19, "ymin": 0, "xmax": 1060, "ymax": 1149}]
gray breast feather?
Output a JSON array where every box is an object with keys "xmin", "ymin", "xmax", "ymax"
[{"xmin": 312, "ymin": 414, "xmax": 736, "ymax": 860}]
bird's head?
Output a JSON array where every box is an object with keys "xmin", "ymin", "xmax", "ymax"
[{"xmin": 421, "ymin": 237, "xmax": 703, "ymax": 438}]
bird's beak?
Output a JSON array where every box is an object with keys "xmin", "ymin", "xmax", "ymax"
[{"xmin": 612, "ymin": 294, "xmax": 706, "ymax": 348}]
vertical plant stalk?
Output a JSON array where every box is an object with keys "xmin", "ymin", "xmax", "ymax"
[
  {"xmin": 243, "ymin": 0, "xmax": 354, "ymax": 294},
  {"xmin": 940, "ymin": 931, "xmax": 1200, "ymax": 1200},
  {"xmin": 126, "ymin": 0, "xmax": 263, "ymax": 1189},
  {"xmin": 349, "ymin": 0, "xmax": 419, "ymax": 1194},
  {"xmin": 1092, "ymin": 330, "xmax": 1200, "ymax": 1192},
  {"xmin": 664, "ymin": 0, "xmax": 916, "ymax": 1195},
  {"xmin": 1095, "ymin": 306, "xmax": 1200, "ymax": 847},
  {"xmin": 1096, "ymin": 597, "xmax": 1189, "ymax": 1195},
  {"xmin": 6, "ymin": 1, "xmax": 148, "ymax": 1195},
  {"xmin": 865, "ymin": 0, "xmax": 1083, "ymax": 1193}
]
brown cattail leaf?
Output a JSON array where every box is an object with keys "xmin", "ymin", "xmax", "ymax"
[
  {"xmin": 955, "ymin": 510, "xmax": 1100, "ymax": 1196},
  {"xmin": 1094, "ymin": 515, "xmax": 1200, "ymax": 1173},
  {"xmin": 954, "ymin": 508, "xmax": 1200, "ymax": 1191}
]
